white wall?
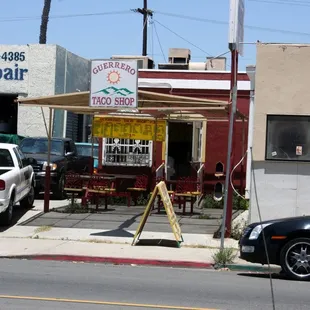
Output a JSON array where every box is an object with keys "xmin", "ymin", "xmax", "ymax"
[
  {"xmin": 249, "ymin": 44, "xmax": 310, "ymax": 223},
  {"xmin": 18, "ymin": 44, "xmax": 57, "ymax": 137},
  {"xmin": 250, "ymin": 162, "xmax": 310, "ymax": 223}
]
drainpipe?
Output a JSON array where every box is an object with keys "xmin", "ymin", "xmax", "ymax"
[
  {"xmin": 245, "ymin": 65, "xmax": 256, "ymax": 199},
  {"xmin": 62, "ymin": 50, "xmax": 68, "ymax": 138}
]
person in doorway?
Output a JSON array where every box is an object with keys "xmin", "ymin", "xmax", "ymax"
[{"xmin": 166, "ymin": 156, "xmax": 175, "ymax": 181}]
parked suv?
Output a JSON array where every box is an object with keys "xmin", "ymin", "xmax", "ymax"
[{"xmin": 20, "ymin": 137, "xmax": 92, "ymax": 199}]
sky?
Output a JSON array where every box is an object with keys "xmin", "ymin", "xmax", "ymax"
[{"xmin": 1, "ymin": 0, "xmax": 310, "ymax": 71}]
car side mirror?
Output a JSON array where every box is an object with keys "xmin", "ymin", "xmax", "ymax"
[{"xmin": 27, "ymin": 157, "xmax": 36, "ymax": 165}]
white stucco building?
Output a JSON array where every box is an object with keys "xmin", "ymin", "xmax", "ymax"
[
  {"xmin": 0, "ymin": 44, "xmax": 90, "ymax": 140},
  {"xmin": 249, "ymin": 43, "xmax": 310, "ymax": 223}
]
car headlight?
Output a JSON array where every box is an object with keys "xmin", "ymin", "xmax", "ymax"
[
  {"xmin": 42, "ymin": 162, "xmax": 57, "ymax": 171},
  {"xmin": 249, "ymin": 223, "xmax": 272, "ymax": 240}
]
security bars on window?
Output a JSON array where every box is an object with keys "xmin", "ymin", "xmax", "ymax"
[{"xmin": 103, "ymin": 138, "xmax": 153, "ymax": 167}]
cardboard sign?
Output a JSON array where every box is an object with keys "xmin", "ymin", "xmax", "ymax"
[
  {"xmin": 92, "ymin": 117, "xmax": 166, "ymax": 142},
  {"xmin": 156, "ymin": 181, "xmax": 182, "ymax": 242},
  {"xmin": 132, "ymin": 181, "xmax": 183, "ymax": 246}
]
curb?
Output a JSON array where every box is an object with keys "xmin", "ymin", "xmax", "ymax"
[
  {"xmin": 216, "ymin": 263, "xmax": 281, "ymax": 273},
  {"xmin": 17, "ymin": 211, "xmax": 44, "ymax": 226},
  {"xmin": 1, "ymin": 254, "xmax": 214, "ymax": 269}
]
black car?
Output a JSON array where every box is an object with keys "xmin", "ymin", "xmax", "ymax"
[
  {"xmin": 20, "ymin": 137, "xmax": 92, "ymax": 199},
  {"xmin": 240, "ymin": 216, "xmax": 310, "ymax": 281}
]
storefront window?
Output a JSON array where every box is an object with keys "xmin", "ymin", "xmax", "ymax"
[
  {"xmin": 103, "ymin": 138, "xmax": 153, "ymax": 167},
  {"xmin": 266, "ymin": 115, "xmax": 310, "ymax": 161}
]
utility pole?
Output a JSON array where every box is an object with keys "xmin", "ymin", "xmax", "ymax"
[
  {"xmin": 220, "ymin": 45, "xmax": 239, "ymax": 249},
  {"xmin": 132, "ymin": 0, "xmax": 153, "ymax": 56},
  {"xmin": 221, "ymin": 0, "xmax": 243, "ymax": 249}
]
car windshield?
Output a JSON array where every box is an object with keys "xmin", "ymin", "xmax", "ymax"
[
  {"xmin": 20, "ymin": 139, "xmax": 64, "ymax": 156},
  {"xmin": 76, "ymin": 145, "xmax": 99, "ymax": 157},
  {"xmin": 0, "ymin": 149, "xmax": 14, "ymax": 167}
]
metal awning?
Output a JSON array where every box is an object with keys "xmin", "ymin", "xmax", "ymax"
[
  {"xmin": 17, "ymin": 89, "xmax": 247, "ymax": 213},
  {"xmin": 17, "ymin": 90, "xmax": 247, "ymax": 120}
]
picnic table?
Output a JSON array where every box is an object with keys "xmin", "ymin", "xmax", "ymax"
[{"xmin": 64, "ymin": 172, "xmax": 147, "ymax": 209}]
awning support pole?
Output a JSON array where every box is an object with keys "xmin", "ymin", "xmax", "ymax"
[
  {"xmin": 98, "ymin": 138, "xmax": 103, "ymax": 171},
  {"xmin": 43, "ymin": 107, "xmax": 53, "ymax": 213},
  {"xmin": 41, "ymin": 107, "xmax": 49, "ymax": 136}
]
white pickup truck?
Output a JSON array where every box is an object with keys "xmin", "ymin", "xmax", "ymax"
[{"xmin": 0, "ymin": 143, "xmax": 35, "ymax": 225}]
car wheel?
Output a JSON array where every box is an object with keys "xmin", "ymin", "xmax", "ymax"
[
  {"xmin": 0, "ymin": 197, "xmax": 13, "ymax": 226},
  {"xmin": 20, "ymin": 184, "xmax": 35, "ymax": 209},
  {"xmin": 280, "ymin": 237, "xmax": 310, "ymax": 281},
  {"xmin": 54, "ymin": 173, "xmax": 66, "ymax": 200}
]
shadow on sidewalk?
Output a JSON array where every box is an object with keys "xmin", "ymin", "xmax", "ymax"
[
  {"xmin": 0, "ymin": 205, "xmax": 31, "ymax": 232},
  {"xmin": 90, "ymin": 212, "xmax": 143, "ymax": 238},
  {"xmin": 91, "ymin": 229, "xmax": 134, "ymax": 238},
  {"xmin": 135, "ymin": 239, "xmax": 180, "ymax": 248}
]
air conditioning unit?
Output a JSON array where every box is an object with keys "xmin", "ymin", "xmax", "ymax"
[
  {"xmin": 168, "ymin": 48, "xmax": 191, "ymax": 64},
  {"xmin": 110, "ymin": 55, "xmax": 154, "ymax": 69}
]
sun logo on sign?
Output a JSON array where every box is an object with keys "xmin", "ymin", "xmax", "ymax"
[{"xmin": 107, "ymin": 70, "xmax": 121, "ymax": 85}]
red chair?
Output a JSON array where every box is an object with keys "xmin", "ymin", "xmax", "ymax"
[
  {"xmin": 83, "ymin": 175, "xmax": 116, "ymax": 210},
  {"xmin": 127, "ymin": 175, "xmax": 149, "ymax": 206},
  {"xmin": 64, "ymin": 172, "xmax": 85, "ymax": 205}
]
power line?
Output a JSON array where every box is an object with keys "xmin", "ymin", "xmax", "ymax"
[
  {"xmin": 153, "ymin": 19, "xmax": 234, "ymax": 68},
  {"xmin": 150, "ymin": 18, "xmax": 154, "ymax": 60},
  {"xmin": 153, "ymin": 19, "xmax": 214, "ymax": 57},
  {"xmin": 0, "ymin": 10, "xmax": 132, "ymax": 23},
  {"xmin": 155, "ymin": 11, "xmax": 310, "ymax": 37},
  {"xmin": 251, "ymin": 0, "xmax": 310, "ymax": 6},
  {"xmin": 250, "ymin": 0, "xmax": 310, "ymax": 6},
  {"xmin": 3, "ymin": 8, "xmax": 310, "ymax": 38},
  {"xmin": 153, "ymin": 19, "xmax": 233, "ymax": 68},
  {"xmin": 152, "ymin": 21, "xmax": 166, "ymax": 62}
]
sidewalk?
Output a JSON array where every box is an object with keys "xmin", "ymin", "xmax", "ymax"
[
  {"xmin": 0, "ymin": 236, "xmax": 280, "ymax": 272},
  {"xmin": 0, "ymin": 200, "xmax": 280, "ymax": 273}
]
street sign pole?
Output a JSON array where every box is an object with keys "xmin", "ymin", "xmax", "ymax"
[{"xmin": 221, "ymin": 0, "xmax": 244, "ymax": 249}]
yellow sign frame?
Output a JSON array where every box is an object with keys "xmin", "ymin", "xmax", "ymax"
[
  {"xmin": 132, "ymin": 181, "xmax": 183, "ymax": 247},
  {"xmin": 92, "ymin": 116, "xmax": 166, "ymax": 142}
]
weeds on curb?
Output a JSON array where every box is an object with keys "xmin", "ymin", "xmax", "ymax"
[
  {"xmin": 34, "ymin": 226, "xmax": 52, "ymax": 234},
  {"xmin": 212, "ymin": 247, "xmax": 237, "ymax": 267}
]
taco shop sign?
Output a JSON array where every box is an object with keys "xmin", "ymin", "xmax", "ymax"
[{"xmin": 90, "ymin": 59, "xmax": 138, "ymax": 108}]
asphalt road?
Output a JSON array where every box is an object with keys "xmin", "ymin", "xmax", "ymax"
[{"xmin": 0, "ymin": 259, "xmax": 309, "ymax": 310}]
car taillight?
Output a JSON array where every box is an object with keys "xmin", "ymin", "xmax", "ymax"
[{"xmin": 0, "ymin": 180, "xmax": 5, "ymax": 191}]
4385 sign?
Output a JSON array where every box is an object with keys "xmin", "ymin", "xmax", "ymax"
[
  {"xmin": 0, "ymin": 48, "xmax": 28, "ymax": 82},
  {"xmin": 1, "ymin": 51, "xmax": 26, "ymax": 62}
]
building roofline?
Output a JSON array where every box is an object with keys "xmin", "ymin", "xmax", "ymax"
[{"xmin": 138, "ymin": 69, "xmax": 248, "ymax": 74}]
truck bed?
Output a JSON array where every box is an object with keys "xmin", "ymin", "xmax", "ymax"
[{"xmin": 0, "ymin": 169, "xmax": 11, "ymax": 176}]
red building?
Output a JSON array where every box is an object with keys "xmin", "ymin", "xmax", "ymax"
[{"xmin": 137, "ymin": 69, "xmax": 250, "ymax": 197}]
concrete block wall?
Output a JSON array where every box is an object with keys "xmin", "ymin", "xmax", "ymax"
[
  {"xmin": 0, "ymin": 44, "xmax": 90, "ymax": 139},
  {"xmin": 53, "ymin": 46, "xmax": 90, "ymax": 138}
]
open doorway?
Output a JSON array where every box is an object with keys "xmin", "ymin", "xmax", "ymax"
[
  {"xmin": 0, "ymin": 94, "xmax": 18, "ymax": 134},
  {"xmin": 167, "ymin": 122, "xmax": 193, "ymax": 180}
]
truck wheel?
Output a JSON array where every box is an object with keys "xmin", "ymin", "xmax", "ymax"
[
  {"xmin": 0, "ymin": 197, "xmax": 13, "ymax": 226},
  {"xmin": 54, "ymin": 173, "xmax": 66, "ymax": 200},
  {"xmin": 20, "ymin": 184, "xmax": 35, "ymax": 209},
  {"xmin": 280, "ymin": 237, "xmax": 310, "ymax": 281}
]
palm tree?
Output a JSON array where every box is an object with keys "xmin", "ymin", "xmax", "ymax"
[{"xmin": 39, "ymin": 0, "xmax": 52, "ymax": 44}]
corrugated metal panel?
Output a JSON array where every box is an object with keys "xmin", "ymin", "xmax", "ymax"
[{"xmin": 66, "ymin": 111, "xmax": 78, "ymax": 141}]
